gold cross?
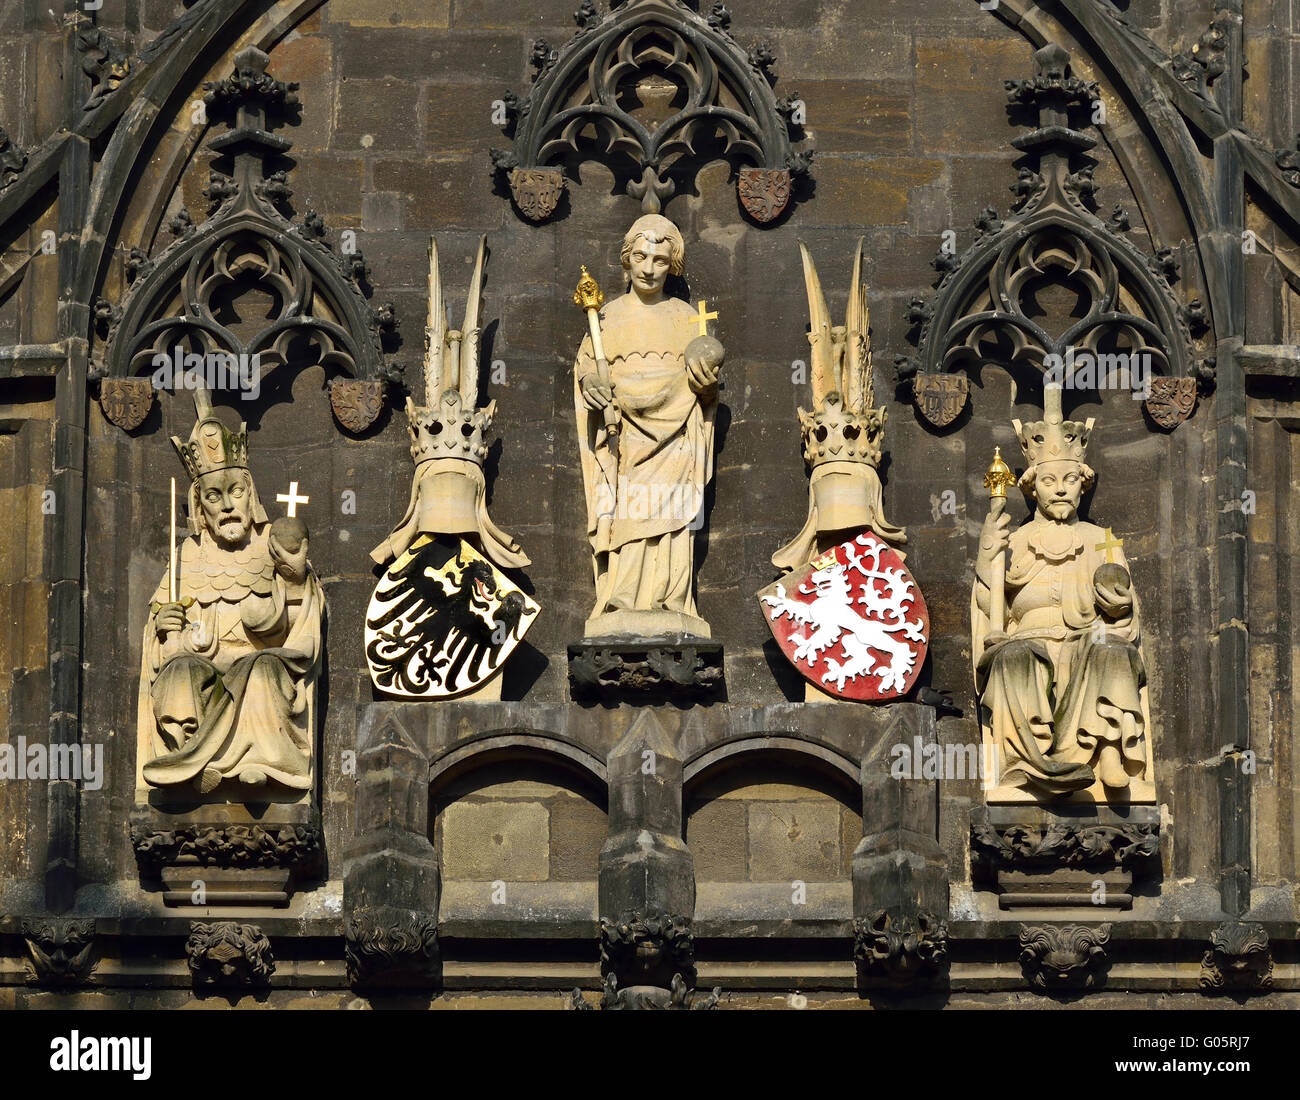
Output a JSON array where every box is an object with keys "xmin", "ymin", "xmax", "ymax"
[
  {"xmin": 1094, "ymin": 526, "xmax": 1124, "ymax": 563},
  {"xmin": 695, "ymin": 299, "xmax": 719, "ymax": 338}
]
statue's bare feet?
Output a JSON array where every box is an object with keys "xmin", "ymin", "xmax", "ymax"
[
  {"xmin": 239, "ymin": 767, "xmax": 267, "ymax": 786},
  {"xmin": 197, "ymin": 766, "xmax": 222, "ymax": 794}
]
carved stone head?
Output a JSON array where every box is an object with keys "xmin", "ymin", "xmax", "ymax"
[
  {"xmin": 196, "ymin": 466, "xmax": 256, "ymax": 548},
  {"xmin": 621, "ymin": 214, "xmax": 685, "ymax": 299}
]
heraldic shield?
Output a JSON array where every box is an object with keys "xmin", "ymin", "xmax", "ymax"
[
  {"xmin": 758, "ymin": 531, "xmax": 930, "ymax": 702},
  {"xmin": 365, "ymin": 534, "xmax": 540, "ymax": 698}
]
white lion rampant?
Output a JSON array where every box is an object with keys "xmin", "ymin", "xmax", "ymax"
[{"xmin": 761, "ymin": 535, "xmax": 926, "ymax": 694}]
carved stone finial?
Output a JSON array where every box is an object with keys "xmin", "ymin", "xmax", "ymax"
[{"xmin": 186, "ymin": 921, "xmax": 275, "ymax": 987}]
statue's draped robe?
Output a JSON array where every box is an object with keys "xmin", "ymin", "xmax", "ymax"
[
  {"xmin": 574, "ymin": 294, "xmax": 713, "ymax": 618},
  {"xmin": 137, "ymin": 524, "xmax": 323, "ymax": 792},
  {"xmin": 971, "ymin": 518, "xmax": 1148, "ymax": 795}
]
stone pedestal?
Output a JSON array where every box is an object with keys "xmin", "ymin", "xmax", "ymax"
[
  {"xmin": 130, "ymin": 801, "xmax": 321, "ymax": 908},
  {"xmin": 568, "ymin": 637, "xmax": 723, "ymax": 698},
  {"xmin": 971, "ymin": 802, "xmax": 1161, "ymax": 911}
]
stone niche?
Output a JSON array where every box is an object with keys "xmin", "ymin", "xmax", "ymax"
[
  {"xmin": 433, "ymin": 755, "xmax": 607, "ymax": 930},
  {"xmin": 686, "ymin": 756, "xmax": 860, "ymax": 923}
]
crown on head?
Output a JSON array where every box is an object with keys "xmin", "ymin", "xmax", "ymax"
[
  {"xmin": 407, "ymin": 387, "xmax": 495, "ymax": 467},
  {"xmin": 170, "ymin": 390, "xmax": 249, "ymax": 482},
  {"xmin": 798, "ymin": 391, "xmax": 886, "ymax": 469},
  {"xmin": 1012, "ymin": 383, "xmax": 1093, "ymax": 467}
]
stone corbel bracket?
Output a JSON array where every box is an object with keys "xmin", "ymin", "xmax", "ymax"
[
  {"xmin": 96, "ymin": 47, "xmax": 400, "ymax": 435},
  {"xmin": 1019, "ymin": 922, "xmax": 1111, "ymax": 993},
  {"xmin": 901, "ymin": 44, "xmax": 1208, "ymax": 433},
  {"xmin": 21, "ymin": 917, "xmax": 99, "ymax": 987},
  {"xmin": 490, "ymin": 0, "xmax": 812, "ymax": 224},
  {"xmin": 345, "ymin": 906, "xmax": 440, "ymax": 992},
  {"xmin": 852, "ymin": 909, "xmax": 949, "ymax": 991},
  {"xmin": 1200, "ymin": 921, "xmax": 1273, "ymax": 995},
  {"xmin": 186, "ymin": 920, "xmax": 275, "ymax": 988},
  {"xmin": 568, "ymin": 639, "xmax": 724, "ymax": 698}
]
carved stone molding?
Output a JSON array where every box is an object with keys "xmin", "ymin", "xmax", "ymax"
[
  {"xmin": 491, "ymin": 0, "xmax": 811, "ymax": 223},
  {"xmin": 98, "ymin": 47, "xmax": 399, "ymax": 434},
  {"xmin": 1018, "ymin": 924, "xmax": 1111, "ymax": 992},
  {"xmin": 130, "ymin": 819, "xmax": 322, "ymax": 871},
  {"xmin": 186, "ymin": 921, "xmax": 275, "ymax": 988},
  {"xmin": 569, "ymin": 639, "xmax": 723, "ymax": 697},
  {"xmin": 345, "ymin": 906, "xmax": 440, "ymax": 991},
  {"xmin": 971, "ymin": 822, "xmax": 1160, "ymax": 876},
  {"xmin": 852, "ymin": 910, "xmax": 949, "ymax": 989},
  {"xmin": 21, "ymin": 918, "xmax": 98, "ymax": 987},
  {"xmin": 568, "ymin": 971, "xmax": 721, "ymax": 1010},
  {"xmin": 1200, "ymin": 922, "xmax": 1273, "ymax": 994},
  {"xmin": 902, "ymin": 44, "xmax": 1207, "ymax": 431},
  {"xmin": 600, "ymin": 910, "xmax": 697, "ymax": 990}
]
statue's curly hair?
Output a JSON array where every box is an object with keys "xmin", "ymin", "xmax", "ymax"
[
  {"xmin": 620, "ymin": 214, "xmax": 685, "ymax": 277},
  {"xmin": 1018, "ymin": 460, "xmax": 1095, "ymax": 498}
]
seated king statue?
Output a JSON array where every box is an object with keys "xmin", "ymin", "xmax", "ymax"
[
  {"xmin": 972, "ymin": 384, "xmax": 1155, "ymax": 804},
  {"xmin": 573, "ymin": 213, "xmax": 723, "ymax": 639},
  {"xmin": 136, "ymin": 390, "xmax": 324, "ymax": 799}
]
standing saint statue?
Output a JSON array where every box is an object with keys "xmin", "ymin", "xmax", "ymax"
[
  {"xmin": 137, "ymin": 390, "xmax": 324, "ymax": 798},
  {"xmin": 972, "ymin": 385, "xmax": 1155, "ymax": 803},
  {"xmin": 573, "ymin": 214, "xmax": 724, "ymax": 639}
]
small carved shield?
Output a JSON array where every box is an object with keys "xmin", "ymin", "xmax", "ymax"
[
  {"xmin": 913, "ymin": 373, "xmax": 969, "ymax": 428},
  {"xmin": 510, "ymin": 167, "xmax": 565, "ymax": 222},
  {"xmin": 758, "ymin": 531, "xmax": 930, "ymax": 702},
  {"xmin": 330, "ymin": 378, "xmax": 385, "ymax": 433},
  {"xmin": 1144, "ymin": 376, "xmax": 1197, "ymax": 429},
  {"xmin": 98, "ymin": 377, "xmax": 154, "ymax": 431},
  {"xmin": 738, "ymin": 168, "xmax": 791, "ymax": 223},
  {"xmin": 365, "ymin": 534, "xmax": 540, "ymax": 698}
]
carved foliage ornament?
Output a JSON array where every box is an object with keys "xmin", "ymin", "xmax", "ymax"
[
  {"xmin": 970, "ymin": 822, "xmax": 1159, "ymax": 875},
  {"xmin": 905, "ymin": 45, "xmax": 1205, "ymax": 431},
  {"xmin": 345, "ymin": 906, "xmax": 440, "ymax": 990},
  {"xmin": 600, "ymin": 910, "xmax": 697, "ymax": 990},
  {"xmin": 853, "ymin": 910, "xmax": 948, "ymax": 987},
  {"xmin": 99, "ymin": 48, "xmax": 397, "ymax": 435},
  {"xmin": 492, "ymin": 0, "xmax": 811, "ymax": 223},
  {"xmin": 0, "ymin": 125, "xmax": 27, "ymax": 192},
  {"xmin": 131, "ymin": 821, "xmax": 322, "ymax": 869}
]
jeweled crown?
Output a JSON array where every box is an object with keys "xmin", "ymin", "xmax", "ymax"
[
  {"xmin": 798, "ymin": 392, "xmax": 886, "ymax": 469},
  {"xmin": 171, "ymin": 391, "xmax": 249, "ymax": 481},
  {"xmin": 1013, "ymin": 383, "xmax": 1093, "ymax": 466},
  {"xmin": 407, "ymin": 388, "xmax": 495, "ymax": 466}
]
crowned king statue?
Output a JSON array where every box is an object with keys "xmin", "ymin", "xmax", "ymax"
[
  {"xmin": 972, "ymin": 384, "xmax": 1155, "ymax": 803},
  {"xmin": 136, "ymin": 390, "xmax": 324, "ymax": 799}
]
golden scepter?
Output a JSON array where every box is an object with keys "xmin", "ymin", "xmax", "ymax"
[
  {"xmin": 169, "ymin": 476, "xmax": 177, "ymax": 603},
  {"xmin": 573, "ymin": 266, "xmax": 620, "ymax": 442},
  {"xmin": 983, "ymin": 447, "xmax": 1014, "ymax": 633}
]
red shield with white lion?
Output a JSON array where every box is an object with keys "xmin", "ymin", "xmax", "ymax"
[{"xmin": 758, "ymin": 531, "xmax": 929, "ymax": 702}]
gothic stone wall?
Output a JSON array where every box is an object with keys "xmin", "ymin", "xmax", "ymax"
[{"xmin": 0, "ymin": 0, "xmax": 1298, "ymax": 1006}]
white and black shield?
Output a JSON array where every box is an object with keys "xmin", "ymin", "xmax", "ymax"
[{"xmin": 364, "ymin": 534, "xmax": 539, "ymax": 698}]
